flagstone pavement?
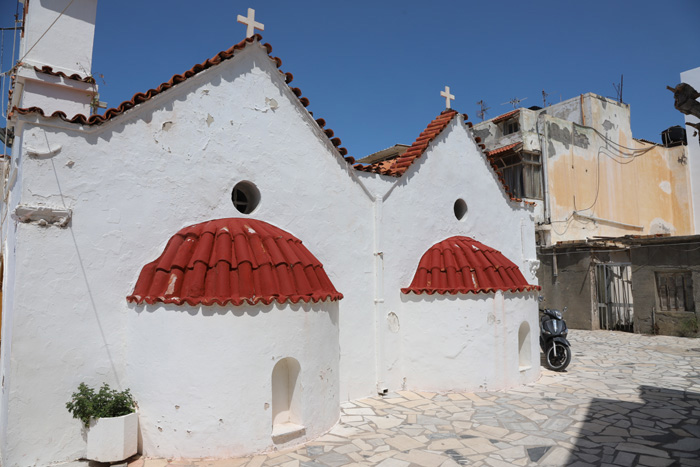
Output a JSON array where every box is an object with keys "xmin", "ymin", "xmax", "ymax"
[{"xmin": 76, "ymin": 330, "xmax": 700, "ymax": 467}]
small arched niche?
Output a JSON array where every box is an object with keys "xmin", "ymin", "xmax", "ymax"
[
  {"xmin": 518, "ymin": 321, "xmax": 531, "ymax": 371},
  {"xmin": 271, "ymin": 357, "xmax": 305, "ymax": 441}
]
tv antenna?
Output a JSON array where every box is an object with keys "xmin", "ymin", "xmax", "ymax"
[
  {"xmin": 501, "ymin": 97, "xmax": 527, "ymax": 109},
  {"xmin": 613, "ymin": 74, "xmax": 624, "ymax": 103},
  {"xmin": 542, "ymin": 89, "xmax": 555, "ymax": 108},
  {"xmin": 476, "ymin": 100, "xmax": 490, "ymax": 121}
]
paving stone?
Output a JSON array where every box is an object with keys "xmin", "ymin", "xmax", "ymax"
[
  {"xmin": 538, "ymin": 446, "xmax": 572, "ymax": 466},
  {"xmin": 245, "ymin": 456, "xmax": 267, "ymax": 467},
  {"xmin": 616, "ymin": 443, "xmax": 671, "ymax": 458},
  {"xmin": 367, "ymin": 415, "xmax": 405, "ymax": 429},
  {"xmin": 375, "ymin": 458, "xmax": 410, "ymax": 467},
  {"xmin": 314, "ymin": 452, "xmax": 350, "ymax": 467},
  {"xmin": 526, "ymin": 446, "xmax": 551, "ymax": 462},
  {"xmin": 305, "ymin": 446, "xmax": 324, "ymax": 458},
  {"xmin": 385, "ymin": 435, "xmax": 425, "ymax": 451},
  {"xmin": 394, "ymin": 450, "xmax": 448, "ymax": 467},
  {"xmin": 427, "ymin": 438, "xmax": 464, "ymax": 451},
  {"xmin": 612, "ymin": 451, "xmax": 638, "ymax": 466}
]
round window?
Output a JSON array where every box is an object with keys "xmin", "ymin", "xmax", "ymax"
[
  {"xmin": 454, "ymin": 199, "xmax": 468, "ymax": 221},
  {"xmin": 231, "ymin": 181, "xmax": 260, "ymax": 214}
]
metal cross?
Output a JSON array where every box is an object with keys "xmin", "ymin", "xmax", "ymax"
[
  {"xmin": 441, "ymin": 86, "xmax": 455, "ymax": 109},
  {"xmin": 237, "ymin": 8, "xmax": 265, "ymax": 38}
]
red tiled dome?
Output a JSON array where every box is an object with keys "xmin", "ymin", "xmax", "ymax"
[
  {"xmin": 401, "ymin": 236, "xmax": 539, "ymax": 295},
  {"xmin": 127, "ymin": 218, "xmax": 343, "ymax": 306}
]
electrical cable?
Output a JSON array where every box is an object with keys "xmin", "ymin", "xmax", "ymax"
[{"xmin": 0, "ymin": 0, "xmax": 75, "ymax": 77}]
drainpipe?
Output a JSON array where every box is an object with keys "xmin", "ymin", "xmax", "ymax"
[
  {"xmin": 538, "ymin": 113, "xmax": 552, "ymax": 234},
  {"xmin": 373, "ymin": 196, "xmax": 387, "ymax": 395}
]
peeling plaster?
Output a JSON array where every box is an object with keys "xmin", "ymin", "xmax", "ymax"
[
  {"xmin": 659, "ymin": 181, "xmax": 672, "ymax": 194},
  {"xmin": 573, "ymin": 127, "xmax": 590, "ymax": 149},
  {"xmin": 472, "ymin": 127, "xmax": 492, "ymax": 143},
  {"xmin": 650, "ymin": 218, "xmax": 676, "ymax": 235},
  {"xmin": 602, "ymin": 120, "xmax": 615, "ymax": 131},
  {"xmin": 13, "ymin": 204, "xmax": 71, "ymax": 227},
  {"xmin": 548, "ymin": 122, "xmax": 571, "ymax": 149}
]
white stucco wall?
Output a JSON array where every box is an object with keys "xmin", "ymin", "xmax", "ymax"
[
  {"xmin": 357, "ymin": 117, "xmax": 540, "ymax": 393},
  {"xmin": 16, "ymin": 67, "xmax": 96, "ymax": 118},
  {"xmin": 1, "ymin": 43, "xmax": 375, "ymax": 465},
  {"xmin": 400, "ymin": 292, "xmax": 539, "ymax": 392},
  {"xmin": 21, "ymin": 0, "xmax": 97, "ymax": 77},
  {"xmin": 127, "ymin": 301, "xmax": 339, "ymax": 458},
  {"xmin": 680, "ymin": 66, "xmax": 700, "ymax": 234}
]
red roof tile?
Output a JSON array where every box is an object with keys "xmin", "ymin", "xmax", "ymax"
[
  {"xmin": 352, "ymin": 110, "xmax": 533, "ymax": 206},
  {"xmin": 401, "ymin": 236, "xmax": 539, "ymax": 295},
  {"xmin": 491, "ymin": 109, "xmax": 519, "ymax": 124},
  {"xmin": 127, "ymin": 218, "xmax": 343, "ymax": 306},
  {"xmin": 11, "ymin": 35, "xmax": 355, "ymax": 164},
  {"xmin": 354, "ymin": 110, "xmax": 459, "ymax": 177},
  {"xmin": 485, "ymin": 142, "xmax": 522, "ymax": 157},
  {"xmin": 32, "ymin": 65, "xmax": 95, "ymax": 84}
]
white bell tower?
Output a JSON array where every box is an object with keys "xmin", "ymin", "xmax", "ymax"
[{"xmin": 11, "ymin": 0, "xmax": 99, "ymax": 117}]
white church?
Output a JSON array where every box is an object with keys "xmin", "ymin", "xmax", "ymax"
[{"xmin": 1, "ymin": 1, "xmax": 541, "ymax": 465}]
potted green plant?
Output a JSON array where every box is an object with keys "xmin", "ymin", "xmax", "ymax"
[{"xmin": 66, "ymin": 382, "xmax": 138, "ymax": 462}]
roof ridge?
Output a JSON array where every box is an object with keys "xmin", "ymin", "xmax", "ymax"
[
  {"xmin": 353, "ymin": 109, "xmax": 461, "ymax": 177},
  {"xmin": 10, "ymin": 35, "xmax": 355, "ymax": 164}
]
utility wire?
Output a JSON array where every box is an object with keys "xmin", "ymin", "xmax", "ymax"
[{"xmin": 1, "ymin": 0, "xmax": 75, "ymax": 76}]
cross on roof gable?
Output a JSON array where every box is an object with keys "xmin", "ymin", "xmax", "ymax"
[{"xmin": 237, "ymin": 8, "xmax": 264, "ymax": 38}]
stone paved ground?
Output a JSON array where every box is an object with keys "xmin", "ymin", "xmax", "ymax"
[{"xmin": 78, "ymin": 330, "xmax": 700, "ymax": 467}]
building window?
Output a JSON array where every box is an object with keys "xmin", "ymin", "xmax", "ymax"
[
  {"xmin": 656, "ymin": 271, "xmax": 694, "ymax": 312},
  {"xmin": 490, "ymin": 151, "xmax": 543, "ymax": 199},
  {"xmin": 231, "ymin": 181, "xmax": 260, "ymax": 214},
  {"xmin": 503, "ymin": 119, "xmax": 519, "ymax": 135}
]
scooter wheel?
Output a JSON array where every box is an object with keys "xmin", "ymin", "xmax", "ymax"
[{"xmin": 546, "ymin": 343, "xmax": 571, "ymax": 371}]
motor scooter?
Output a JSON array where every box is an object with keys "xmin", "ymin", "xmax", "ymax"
[{"xmin": 539, "ymin": 300, "xmax": 571, "ymax": 371}]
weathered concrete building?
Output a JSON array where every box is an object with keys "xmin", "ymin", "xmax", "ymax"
[
  {"xmin": 472, "ymin": 93, "xmax": 698, "ymax": 337},
  {"xmin": 472, "ymin": 94, "xmax": 693, "ymax": 246}
]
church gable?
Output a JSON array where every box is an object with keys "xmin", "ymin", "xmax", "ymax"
[
  {"xmin": 353, "ymin": 110, "xmax": 532, "ymax": 207},
  {"xmin": 12, "ymin": 35, "xmax": 355, "ymax": 165}
]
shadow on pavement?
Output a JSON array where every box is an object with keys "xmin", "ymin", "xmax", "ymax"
[{"xmin": 564, "ymin": 385, "xmax": 700, "ymax": 466}]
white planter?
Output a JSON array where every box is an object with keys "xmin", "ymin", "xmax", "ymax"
[{"xmin": 86, "ymin": 412, "xmax": 138, "ymax": 462}]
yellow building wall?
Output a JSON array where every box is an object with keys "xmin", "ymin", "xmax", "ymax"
[{"xmin": 545, "ymin": 116, "xmax": 693, "ymax": 243}]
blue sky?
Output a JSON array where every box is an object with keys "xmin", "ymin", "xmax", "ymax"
[{"xmin": 2, "ymin": 0, "xmax": 699, "ymax": 158}]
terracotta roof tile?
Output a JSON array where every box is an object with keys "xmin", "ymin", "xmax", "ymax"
[
  {"xmin": 12, "ymin": 35, "xmax": 266, "ymax": 125},
  {"xmin": 491, "ymin": 109, "xmax": 519, "ymax": 124},
  {"xmin": 11, "ymin": 36, "xmax": 354, "ymax": 163},
  {"xmin": 354, "ymin": 109, "xmax": 459, "ymax": 177},
  {"xmin": 127, "ymin": 218, "xmax": 343, "ymax": 306},
  {"xmin": 485, "ymin": 142, "xmax": 522, "ymax": 157},
  {"xmin": 353, "ymin": 110, "xmax": 533, "ymax": 207},
  {"xmin": 401, "ymin": 236, "xmax": 539, "ymax": 296},
  {"xmin": 32, "ymin": 65, "xmax": 96, "ymax": 83}
]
